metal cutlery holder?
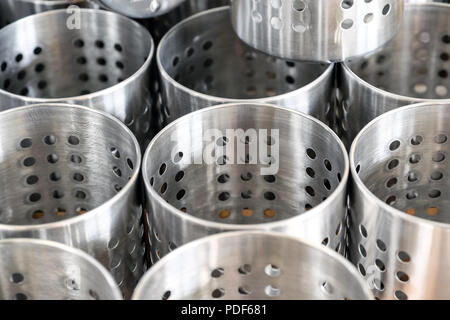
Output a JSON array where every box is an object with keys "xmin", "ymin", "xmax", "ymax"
[
  {"xmin": 143, "ymin": 103, "xmax": 349, "ymax": 263},
  {"xmin": 349, "ymin": 102, "xmax": 450, "ymax": 300},
  {"xmin": 0, "ymin": 104, "xmax": 144, "ymax": 298},
  {"xmin": 338, "ymin": 3, "xmax": 450, "ymax": 147},
  {"xmin": 156, "ymin": 6, "xmax": 334, "ymax": 127},
  {"xmin": 133, "ymin": 232, "xmax": 373, "ymax": 300},
  {"xmin": 0, "ymin": 239, "xmax": 122, "ymax": 300},
  {"xmin": 0, "ymin": 8, "xmax": 156, "ymax": 146},
  {"xmin": 231, "ymin": 0, "xmax": 404, "ymax": 62}
]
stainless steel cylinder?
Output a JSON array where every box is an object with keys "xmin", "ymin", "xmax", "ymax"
[
  {"xmin": 143, "ymin": 103, "xmax": 349, "ymax": 263},
  {"xmin": 156, "ymin": 6, "xmax": 334, "ymax": 127},
  {"xmin": 231, "ymin": 0, "xmax": 404, "ymax": 62},
  {"xmin": 0, "ymin": 104, "xmax": 144, "ymax": 298},
  {"xmin": 0, "ymin": 238, "xmax": 122, "ymax": 300},
  {"xmin": 349, "ymin": 102, "xmax": 450, "ymax": 300},
  {"xmin": 0, "ymin": 9, "xmax": 156, "ymax": 146},
  {"xmin": 98, "ymin": 0, "xmax": 185, "ymax": 18},
  {"xmin": 0, "ymin": 0, "xmax": 96, "ymax": 28},
  {"xmin": 338, "ymin": 3, "xmax": 450, "ymax": 147},
  {"xmin": 133, "ymin": 232, "xmax": 373, "ymax": 300}
]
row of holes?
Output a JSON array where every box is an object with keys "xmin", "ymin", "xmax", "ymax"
[
  {"xmin": 73, "ymin": 39, "xmax": 123, "ymax": 53},
  {"xmin": 171, "ymin": 40, "xmax": 213, "ymax": 68},
  {"xmin": 161, "ymin": 262, "xmax": 343, "ymax": 299},
  {"xmin": 30, "ymin": 207, "xmax": 88, "ymax": 220},
  {"xmin": 0, "ymin": 47, "xmax": 43, "ymax": 73},
  {"xmin": 0, "ymin": 39, "xmax": 125, "ymax": 95},
  {"xmin": 355, "ymin": 134, "xmax": 448, "ymax": 176},
  {"xmin": 258, "ymin": 1, "xmax": 391, "ymax": 31},
  {"xmin": 20, "ymin": 135, "xmax": 79, "ymax": 148},
  {"xmin": 389, "ymin": 134, "xmax": 448, "ymax": 151},
  {"xmin": 359, "ymin": 224, "xmax": 410, "ymax": 300}
]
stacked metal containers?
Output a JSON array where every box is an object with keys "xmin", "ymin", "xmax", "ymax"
[{"xmin": 156, "ymin": 7, "xmax": 334, "ymax": 127}]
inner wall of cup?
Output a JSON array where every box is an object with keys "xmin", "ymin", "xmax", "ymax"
[
  {"xmin": 159, "ymin": 7, "xmax": 328, "ymax": 99},
  {"xmin": 0, "ymin": 241, "xmax": 118, "ymax": 300},
  {"xmin": 137, "ymin": 234, "xmax": 369, "ymax": 300},
  {"xmin": 146, "ymin": 105, "xmax": 346, "ymax": 224},
  {"xmin": 353, "ymin": 105, "xmax": 449, "ymax": 223},
  {"xmin": 347, "ymin": 5, "xmax": 450, "ymax": 99},
  {"xmin": 0, "ymin": 107, "xmax": 139, "ymax": 226},
  {"xmin": 0, "ymin": 10, "xmax": 151, "ymax": 99}
]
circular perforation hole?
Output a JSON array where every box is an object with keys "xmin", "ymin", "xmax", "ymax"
[
  {"xmin": 11, "ymin": 273, "xmax": 24, "ymax": 284},
  {"xmin": 265, "ymin": 264, "xmax": 281, "ymax": 277},
  {"xmin": 238, "ymin": 264, "xmax": 252, "ymax": 275},
  {"xmin": 265, "ymin": 285, "xmax": 280, "ymax": 297},
  {"xmin": 211, "ymin": 288, "xmax": 225, "ymax": 299},
  {"xmin": 211, "ymin": 268, "xmax": 224, "ymax": 278}
]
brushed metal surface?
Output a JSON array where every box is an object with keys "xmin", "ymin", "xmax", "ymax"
[
  {"xmin": 142, "ymin": 0, "xmax": 230, "ymax": 43},
  {"xmin": 406, "ymin": 0, "xmax": 449, "ymax": 3},
  {"xmin": 0, "ymin": 238, "xmax": 122, "ymax": 300},
  {"xmin": 156, "ymin": 7, "xmax": 334, "ymax": 127},
  {"xmin": 349, "ymin": 102, "xmax": 450, "ymax": 300},
  {"xmin": 0, "ymin": 104, "xmax": 144, "ymax": 299},
  {"xmin": 143, "ymin": 103, "xmax": 349, "ymax": 263},
  {"xmin": 0, "ymin": 9, "xmax": 156, "ymax": 147},
  {"xmin": 0, "ymin": 0, "xmax": 96, "ymax": 28},
  {"xmin": 231, "ymin": 0, "xmax": 404, "ymax": 62},
  {"xmin": 133, "ymin": 232, "xmax": 373, "ymax": 300},
  {"xmin": 98, "ymin": 0, "xmax": 185, "ymax": 18},
  {"xmin": 337, "ymin": 3, "xmax": 450, "ymax": 147}
]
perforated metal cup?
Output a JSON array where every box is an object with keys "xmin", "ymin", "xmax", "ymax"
[
  {"xmin": 156, "ymin": 6, "xmax": 334, "ymax": 127},
  {"xmin": 349, "ymin": 102, "xmax": 450, "ymax": 300},
  {"xmin": 231, "ymin": 0, "xmax": 404, "ymax": 62},
  {"xmin": 338, "ymin": 3, "xmax": 450, "ymax": 147},
  {"xmin": 0, "ymin": 238, "xmax": 122, "ymax": 300},
  {"xmin": 133, "ymin": 232, "xmax": 373, "ymax": 300},
  {"xmin": 0, "ymin": 104, "xmax": 144, "ymax": 299},
  {"xmin": 0, "ymin": 0, "xmax": 96, "ymax": 28},
  {"xmin": 143, "ymin": 103, "xmax": 349, "ymax": 263},
  {"xmin": 0, "ymin": 9, "xmax": 156, "ymax": 146}
]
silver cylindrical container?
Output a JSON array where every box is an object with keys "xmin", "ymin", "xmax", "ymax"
[
  {"xmin": 338, "ymin": 3, "xmax": 450, "ymax": 147},
  {"xmin": 0, "ymin": 0, "xmax": 96, "ymax": 28},
  {"xmin": 143, "ymin": 103, "xmax": 349, "ymax": 263},
  {"xmin": 0, "ymin": 104, "xmax": 144, "ymax": 298},
  {"xmin": 156, "ymin": 7, "xmax": 334, "ymax": 127},
  {"xmin": 133, "ymin": 232, "xmax": 373, "ymax": 300},
  {"xmin": 231, "ymin": 0, "xmax": 404, "ymax": 62},
  {"xmin": 0, "ymin": 238, "xmax": 122, "ymax": 300},
  {"xmin": 349, "ymin": 102, "xmax": 450, "ymax": 300},
  {"xmin": 0, "ymin": 9, "xmax": 155, "ymax": 146}
]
